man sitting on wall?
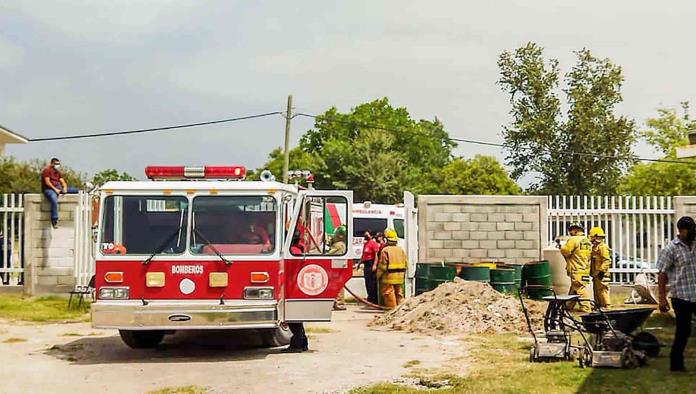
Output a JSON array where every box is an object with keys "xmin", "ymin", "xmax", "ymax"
[{"xmin": 41, "ymin": 158, "xmax": 77, "ymax": 229}]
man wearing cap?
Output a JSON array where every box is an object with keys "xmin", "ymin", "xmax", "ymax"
[
  {"xmin": 589, "ymin": 227, "xmax": 611, "ymax": 308},
  {"xmin": 560, "ymin": 222, "xmax": 592, "ymax": 313}
]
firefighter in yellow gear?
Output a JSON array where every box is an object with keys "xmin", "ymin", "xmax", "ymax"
[
  {"xmin": 589, "ymin": 227, "xmax": 611, "ymax": 308},
  {"xmin": 376, "ymin": 228, "xmax": 407, "ymax": 310},
  {"xmin": 559, "ymin": 222, "xmax": 592, "ymax": 313}
]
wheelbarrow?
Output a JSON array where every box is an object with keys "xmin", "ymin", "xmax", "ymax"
[
  {"xmin": 519, "ymin": 286, "xmax": 661, "ymax": 368},
  {"xmin": 579, "ymin": 307, "xmax": 661, "ymax": 366}
]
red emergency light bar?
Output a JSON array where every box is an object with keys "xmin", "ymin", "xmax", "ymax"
[{"xmin": 145, "ymin": 166, "xmax": 246, "ymax": 180}]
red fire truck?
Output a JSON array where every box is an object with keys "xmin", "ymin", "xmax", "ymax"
[{"xmin": 91, "ymin": 166, "xmax": 356, "ymax": 348}]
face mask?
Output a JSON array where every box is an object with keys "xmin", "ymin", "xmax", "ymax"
[
  {"xmin": 364, "ymin": 236, "xmax": 370, "ymax": 240},
  {"xmin": 53, "ymin": 164, "xmax": 61, "ymax": 170}
]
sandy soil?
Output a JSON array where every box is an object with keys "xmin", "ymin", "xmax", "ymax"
[{"xmin": 0, "ymin": 306, "xmax": 468, "ymax": 394}]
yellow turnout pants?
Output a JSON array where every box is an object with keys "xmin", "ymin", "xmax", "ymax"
[
  {"xmin": 379, "ymin": 282, "xmax": 404, "ymax": 310},
  {"xmin": 592, "ymin": 277, "xmax": 611, "ymax": 308},
  {"xmin": 567, "ymin": 272, "xmax": 592, "ymax": 313}
]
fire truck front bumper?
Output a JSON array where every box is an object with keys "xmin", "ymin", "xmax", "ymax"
[{"xmin": 91, "ymin": 300, "xmax": 279, "ymax": 330}]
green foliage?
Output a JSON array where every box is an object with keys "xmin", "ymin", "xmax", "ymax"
[
  {"xmin": 640, "ymin": 103, "xmax": 694, "ymax": 157},
  {"xmin": 438, "ymin": 155, "xmax": 521, "ymax": 195},
  {"xmin": 299, "ymin": 98, "xmax": 456, "ymax": 201},
  {"xmin": 253, "ymin": 99, "xmax": 520, "ymax": 201},
  {"xmin": 0, "ymin": 157, "xmax": 84, "ymax": 194},
  {"xmin": 498, "ymin": 43, "xmax": 637, "ymax": 194},
  {"xmin": 619, "ymin": 104, "xmax": 696, "ymax": 195},
  {"xmin": 91, "ymin": 169, "xmax": 135, "ymax": 186},
  {"xmin": 618, "ymin": 161, "xmax": 696, "ymax": 196}
]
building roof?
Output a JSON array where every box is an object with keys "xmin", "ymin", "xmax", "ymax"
[{"xmin": 0, "ymin": 124, "xmax": 29, "ymax": 145}]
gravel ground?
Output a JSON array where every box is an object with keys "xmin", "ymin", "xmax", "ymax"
[{"xmin": 0, "ymin": 305, "xmax": 468, "ymax": 394}]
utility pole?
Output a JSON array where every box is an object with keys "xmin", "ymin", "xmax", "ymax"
[{"xmin": 282, "ymin": 94, "xmax": 293, "ymax": 183}]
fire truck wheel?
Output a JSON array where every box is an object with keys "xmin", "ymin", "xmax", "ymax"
[
  {"xmin": 119, "ymin": 330, "xmax": 165, "ymax": 349},
  {"xmin": 259, "ymin": 326, "xmax": 293, "ymax": 348}
]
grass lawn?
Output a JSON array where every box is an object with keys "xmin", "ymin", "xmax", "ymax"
[
  {"xmin": 354, "ymin": 313, "xmax": 696, "ymax": 394},
  {"xmin": 147, "ymin": 386, "xmax": 207, "ymax": 394},
  {"xmin": 0, "ymin": 294, "xmax": 90, "ymax": 322}
]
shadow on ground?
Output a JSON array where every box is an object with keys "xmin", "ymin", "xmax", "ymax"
[{"xmin": 44, "ymin": 330, "xmax": 280, "ymax": 365}]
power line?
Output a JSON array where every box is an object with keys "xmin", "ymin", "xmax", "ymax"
[
  {"xmin": 296, "ymin": 112, "xmax": 696, "ymax": 166},
  {"xmin": 28, "ymin": 111, "xmax": 283, "ymax": 142}
]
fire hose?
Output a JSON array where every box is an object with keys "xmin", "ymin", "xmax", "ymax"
[{"xmin": 342, "ymin": 284, "xmax": 390, "ymax": 311}]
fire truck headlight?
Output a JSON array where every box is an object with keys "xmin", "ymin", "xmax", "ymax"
[
  {"xmin": 99, "ymin": 286, "xmax": 130, "ymax": 300},
  {"xmin": 244, "ymin": 287, "xmax": 274, "ymax": 300}
]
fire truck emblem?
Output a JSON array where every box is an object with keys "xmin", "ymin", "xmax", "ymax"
[{"xmin": 297, "ymin": 264, "xmax": 328, "ymax": 296}]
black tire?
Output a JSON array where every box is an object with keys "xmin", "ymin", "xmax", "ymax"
[
  {"xmin": 633, "ymin": 331, "xmax": 661, "ymax": 358},
  {"xmin": 119, "ymin": 330, "xmax": 165, "ymax": 349},
  {"xmin": 260, "ymin": 326, "xmax": 293, "ymax": 348}
]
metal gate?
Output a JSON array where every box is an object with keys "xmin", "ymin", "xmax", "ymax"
[
  {"xmin": 547, "ymin": 196, "xmax": 674, "ymax": 284},
  {"xmin": 1, "ymin": 194, "xmax": 24, "ymax": 286},
  {"xmin": 73, "ymin": 192, "xmax": 95, "ymax": 289}
]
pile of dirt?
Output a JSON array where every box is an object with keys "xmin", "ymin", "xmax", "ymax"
[{"xmin": 372, "ymin": 278, "xmax": 546, "ymax": 335}]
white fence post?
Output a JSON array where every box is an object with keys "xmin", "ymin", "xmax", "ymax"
[{"xmin": 1, "ymin": 193, "xmax": 25, "ymax": 286}]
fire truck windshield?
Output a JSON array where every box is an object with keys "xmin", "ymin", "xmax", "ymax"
[
  {"xmin": 190, "ymin": 195, "xmax": 277, "ymax": 255},
  {"xmin": 100, "ymin": 196, "xmax": 189, "ymax": 255}
]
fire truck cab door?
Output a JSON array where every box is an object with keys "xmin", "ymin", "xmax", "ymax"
[{"xmin": 283, "ymin": 190, "xmax": 357, "ymax": 322}]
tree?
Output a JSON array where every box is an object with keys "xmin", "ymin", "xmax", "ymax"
[
  {"xmin": 618, "ymin": 161, "xmax": 696, "ymax": 196},
  {"xmin": 0, "ymin": 157, "xmax": 84, "ymax": 194},
  {"xmin": 253, "ymin": 99, "xmax": 522, "ymax": 201},
  {"xmin": 437, "ymin": 155, "xmax": 521, "ymax": 195},
  {"xmin": 91, "ymin": 169, "xmax": 135, "ymax": 186},
  {"xmin": 498, "ymin": 43, "xmax": 637, "ymax": 194},
  {"xmin": 640, "ymin": 103, "xmax": 694, "ymax": 158},
  {"xmin": 619, "ymin": 104, "xmax": 696, "ymax": 195},
  {"xmin": 297, "ymin": 98, "xmax": 456, "ymax": 201}
]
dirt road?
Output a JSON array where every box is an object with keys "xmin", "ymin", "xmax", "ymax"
[{"xmin": 0, "ymin": 306, "xmax": 467, "ymax": 393}]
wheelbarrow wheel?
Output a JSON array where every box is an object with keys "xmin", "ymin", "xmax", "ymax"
[{"xmin": 633, "ymin": 331, "xmax": 661, "ymax": 358}]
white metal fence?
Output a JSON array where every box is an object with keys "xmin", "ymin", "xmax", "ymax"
[
  {"xmin": 1, "ymin": 194, "xmax": 24, "ymax": 286},
  {"xmin": 547, "ymin": 196, "xmax": 674, "ymax": 284},
  {"xmin": 73, "ymin": 192, "xmax": 95, "ymax": 290}
]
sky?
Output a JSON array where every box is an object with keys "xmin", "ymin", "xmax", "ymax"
[{"xmin": 1, "ymin": 0, "xmax": 696, "ymax": 181}]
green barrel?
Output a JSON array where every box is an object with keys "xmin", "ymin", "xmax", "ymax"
[
  {"xmin": 415, "ymin": 264, "xmax": 455, "ymax": 295},
  {"xmin": 523, "ymin": 260, "xmax": 553, "ymax": 299},
  {"xmin": 499, "ymin": 264, "xmax": 523, "ymax": 289},
  {"xmin": 490, "ymin": 268, "xmax": 516, "ymax": 294},
  {"xmin": 458, "ymin": 265, "xmax": 490, "ymax": 283}
]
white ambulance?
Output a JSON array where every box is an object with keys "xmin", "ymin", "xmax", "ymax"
[{"xmin": 346, "ymin": 193, "xmax": 418, "ymax": 298}]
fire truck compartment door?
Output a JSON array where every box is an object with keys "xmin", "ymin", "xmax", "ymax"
[{"xmin": 283, "ymin": 190, "xmax": 356, "ymax": 322}]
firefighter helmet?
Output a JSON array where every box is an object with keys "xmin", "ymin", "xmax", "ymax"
[
  {"xmin": 589, "ymin": 227, "xmax": 606, "ymax": 238},
  {"xmin": 384, "ymin": 228, "xmax": 398, "ymax": 242},
  {"xmin": 568, "ymin": 222, "xmax": 584, "ymax": 232}
]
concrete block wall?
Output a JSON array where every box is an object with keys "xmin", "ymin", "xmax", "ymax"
[
  {"xmin": 418, "ymin": 195, "xmax": 548, "ymax": 265},
  {"xmin": 23, "ymin": 194, "xmax": 79, "ymax": 295},
  {"xmin": 673, "ymin": 196, "xmax": 696, "ymax": 222}
]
